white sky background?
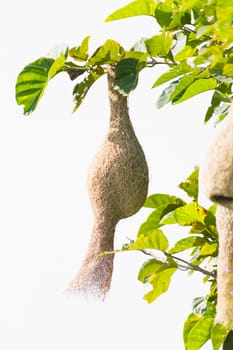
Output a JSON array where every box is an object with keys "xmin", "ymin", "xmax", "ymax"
[{"xmin": 1, "ymin": 1, "xmax": 220, "ymax": 349}]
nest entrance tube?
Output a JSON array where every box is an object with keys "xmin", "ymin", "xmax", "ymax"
[{"xmin": 67, "ymin": 65, "xmax": 149, "ymax": 298}]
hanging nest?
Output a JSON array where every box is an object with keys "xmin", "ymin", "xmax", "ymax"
[
  {"xmin": 203, "ymin": 102, "xmax": 233, "ymax": 328},
  {"xmin": 204, "ymin": 105, "xmax": 233, "ymax": 210},
  {"xmin": 67, "ymin": 65, "xmax": 149, "ymax": 298}
]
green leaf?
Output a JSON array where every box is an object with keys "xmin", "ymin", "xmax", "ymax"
[
  {"xmin": 223, "ymin": 63, "xmax": 233, "ymax": 77},
  {"xmin": 169, "ymin": 72, "xmax": 200, "ymax": 102},
  {"xmin": 72, "ymin": 66, "xmax": 105, "ymax": 112},
  {"xmin": 143, "ymin": 267, "xmax": 176, "ymax": 303},
  {"xmin": 48, "ymin": 54, "xmax": 66, "ymax": 79},
  {"xmin": 204, "ymin": 96, "xmax": 231, "ymax": 123},
  {"xmin": 145, "ymin": 32, "xmax": 173, "ymax": 57},
  {"xmin": 144, "ymin": 193, "xmax": 185, "ymax": 209},
  {"xmin": 169, "ymin": 236, "xmax": 205, "ymax": 254},
  {"xmin": 202, "ymin": 300, "xmax": 216, "ymax": 315},
  {"xmin": 114, "ymin": 58, "xmax": 144, "ymax": 95},
  {"xmin": 138, "ymin": 209, "xmax": 165, "ymax": 233},
  {"xmin": 173, "ymin": 202, "xmax": 208, "ymax": 226},
  {"xmin": 154, "ymin": 1, "xmax": 173, "ymax": 27},
  {"xmin": 179, "ymin": 167, "xmax": 199, "ymax": 201},
  {"xmin": 211, "ymin": 323, "xmax": 229, "ymax": 350},
  {"xmin": 192, "ymin": 297, "xmax": 207, "ymax": 316},
  {"xmin": 175, "ymin": 45, "xmax": 196, "ymax": 62},
  {"xmin": 205, "ymin": 89, "xmax": 227, "ymax": 123},
  {"xmin": 152, "ymin": 63, "xmax": 190, "ymax": 88},
  {"xmin": 185, "ymin": 316, "xmax": 214, "ymax": 350},
  {"xmin": 168, "ymin": 9, "xmax": 191, "ymax": 30},
  {"xmin": 130, "ymin": 229, "xmax": 169, "ymax": 251},
  {"xmin": 138, "ymin": 258, "xmax": 165, "ymax": 283},
  {"xmin": 160, "ymin": 212, "xmax": 177, "ymax": 225},
  {"xmin": 63, "ymin": 62, "xmax": 87, "ymax": 81},
  {"xmin": 87, "ymin": 39, "xmax": 124, "ymax": 66},
  {"xmin": 200, "ymin": 241, "xmax": 218, "ymax": 256},
  {"xmin": 16, "ymin": 56, "xmax": 63, "ymax": 115},
  {"xmin": 139, "ymin": 194, "xmax": 185, "ymax": 234},
  {"xmin": 124, "ymin": 51, "xmax": 148, "ymax": 62},
  {"xmin": 156, "ymin": 80, "xmax": 179, "ymax": 108},
  {"xmin": 154, "ymin": 1, "xmax": 191, "ymax": 29},
  {"xmin": 216, "ymin": 0, "xmax": 233, "ymax": 42},
  {"xmin": 69, "ymin": 35, "xmax": 91, "ymax": 62},
  {"xmin": 173, "ymin": 78, "xmax": 217, "ymax": 104},
  {"xmin": 204, "ymin": 210, "xmax": 216, "ymax": 230},
  {"xmin": 105, "ymin": 0, "xmax": 156, "ymax": 22},
  {"xmin": 210, "ymin": 62, "xmax": 233, "ymax": 84},
  {"xmin": 205, "ymin": 105, "xmax": 215, "ymax": 123},
  {"xmin": 196, "ymin": 25, "xmax": 214, "ymax": 39},
  {"xmin": 213, "ymin": 102, "xmax": 231, "ymax": 123},
  {"xmin": 208, "ymin": 204, "xmax": 217, "ymax": 216},
  {"xmin": 183, "ymin": 313, "xmax": 202, "ymax": 347},
  {"xmin": 179, "ymin": 0, "xmax": 207, "ymax": 12},
  {"xmin": 212, "ymin": 88, "xmax": 232, "ymax": 106},
  {"xmin": 223, "ymin": 330, "xmax": 233, "ymax": 350}
]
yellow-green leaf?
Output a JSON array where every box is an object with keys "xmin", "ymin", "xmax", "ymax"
[
  {"xmin": 48, "ymin": 55, "xmax": 66, "ymax": 79},
  {"xmin": 152, "ymin": 63, "xmax": 190, "ymax": 87},
  {"xmin": 69, "ymin": 35, "xmax": 91, "ymax": 62},
  {"xmin": 169, "ymin": 72, "xmax": 200, "ymax": 102},
  {"xmin": 174, "ymin": 202, "xmax": 208, "ymax": 226},
  {"xmin": 174, "ymin": 78, "xmax": 217, "ymax": 104},
  {"xmin": 200, "ymin": 242, "xmax": 218, "ymax": 256},
  {"xmin": 130, "ymin": 229, "xmax": 169, "ymax": 251},
  {"xmin": 144, "ymin": 193, "xmax": 185, "ymax": 209},
  {"xmin": 186, "ymin": 316, "xmax": 214, "ymax": 350},
  {"xmin": 145, "ymin": 32, "xmax": 173, "ymax": 57},
  {"xmin": 175, "ymin": 45, "xmax": 196, "ymax": 62},
  {"xmin": 179, "ymin": 167, "xmax": 199, "ymax": 201},
  {"xmin": 16, "ymin": 57, "xmax": 55, "ymax": 115},
  {"xmin": 87, "ymin": 39, "xmax": 124, "ymax": 66},
  {"xmin": 223, "ymin": 63, "xmax": 233, "ymax": 77},
  {"xmin": 72, "ymin": 66, "xmax": 105, "ymax": 112},
  {"xmin": 169, "ymin": 236, "xmax": 204, "ymax": 254},
  {"xmin": 138, "ymin": 259, "xmax": 165, "ymax": 283},
  {"xmin": 211, "ymin": 323, "xmax": 229, "ymax": 350},
  {"xmin": 143, "ymin": 267, "xmax": 176, "ymax": 303},
  {"xmin": 183, "ymin": 313, "xmax": 201, "ymax": 346},
  {"xmin": 105, "ymin": 0, "xmax": 156, "ymax": 22}
]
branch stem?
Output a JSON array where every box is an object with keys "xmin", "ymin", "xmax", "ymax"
[
  {"xmin": 139, "ymin": 249, "xmax": 216, "ymax": 278},
  {"xmin": 147, "ymin": 57, "xmax": 178, "ymax": 67}
]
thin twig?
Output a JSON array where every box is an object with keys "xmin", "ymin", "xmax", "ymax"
[
  {"xmin": 165, "ymin": 252, "xmax": 216, "ymax": 278},
  {"xmin": 147, "ymin": 57, "xmax": 178, "ymax": 67},
  {"xmin": 139, "ymin": 249, "xmax": 216, "ymax": 278}
]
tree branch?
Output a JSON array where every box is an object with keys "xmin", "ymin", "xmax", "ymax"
[
  {"xmin": 139, "ymin": 249, "xmax": 216, "ymax": 278},
  {"xmin": 147, "ymin": 57, "xmax": 178, "ymax": 67}
]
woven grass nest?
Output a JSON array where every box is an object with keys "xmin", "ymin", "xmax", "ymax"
[
  {"xmin": 67, "ymin": 65, "xmax": 149, "ymax": 298},
  {"xmin": 203, "ymin": 104, "xmax": 233, "ymax": 328}
]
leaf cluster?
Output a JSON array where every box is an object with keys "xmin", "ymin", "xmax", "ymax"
[
  {"xmin": 122, "ymin": 168, "xmax": 217, "ymax": 298},
  {"xmin": 119, "ymin": 167, "xmax": 232, "ymax": 349},
  {"xmin": 16, "ymin": 0, "xmax": 233, "ymax": 123},
  {"xmin": 107, "ymin": 0, "xmax": 233, "ymax": 123}
]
